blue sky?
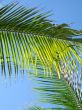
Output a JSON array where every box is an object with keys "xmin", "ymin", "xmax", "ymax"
[{"xmin": 0, "ymin": 0, "xmax": 82, "ymax": 110}]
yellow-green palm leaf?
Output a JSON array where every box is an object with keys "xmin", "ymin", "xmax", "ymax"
[{"xmin": 0, "ymin": 2, "xmax": 82, "ymax": 78}]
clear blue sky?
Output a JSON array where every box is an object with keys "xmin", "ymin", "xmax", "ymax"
[{"xmin": 0, "ymin": 0, "xmax": 82, "ymax": 110}]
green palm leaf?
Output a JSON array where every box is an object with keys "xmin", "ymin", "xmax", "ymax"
[
  {"xmin": 33, "ymin": 73, "xmax": 82, "ymax": 110},
  {"xmin": 0, "ymin": 2, "xmax": 82, "ymax": 78}
]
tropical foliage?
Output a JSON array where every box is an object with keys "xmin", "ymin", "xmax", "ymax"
[
  {"xmin": 0, "ymin": 2, "xmax": 82, "ymax": 110},
  {"xmin": 28, "ymin": 71, "xmax": 82, "ymax": 110},
  {"xmin": 0, "ymin": 2, "xmax": 82, "ymax": 77},
  {"xmin": 34, "ymin": 73, "xmax": 82, "ymax": 110}
]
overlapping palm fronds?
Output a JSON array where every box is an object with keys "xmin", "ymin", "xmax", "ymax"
[
  {"xmin": 0, "ymin": 2, "xmax": 82, "ymax": 78},
  {"xmin": 0, "ymin": 2, "xmax": 82, "ymax": 110}
]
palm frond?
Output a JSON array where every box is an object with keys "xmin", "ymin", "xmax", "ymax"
[
  {"xmin": 0, "ymin": 2, "xmax": 82, "ymax": 40},
  {"xmin": 0, "ymin": 2, "xmax": 82, "ymax": 78},
  {"xmin": 34, "ymin": 73, "xmax": 82, "ymax": 110}
]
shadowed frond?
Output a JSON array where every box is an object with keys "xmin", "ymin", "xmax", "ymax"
[
  {"xmin": 0, "ymin": 2, "xmax": 82, "ymax": 78},
  {"xmin": 34, "ymin": 74, "xmax": 82, "ymax": 110},
  {"xmin": 0, "ymin": 2, "xmax": 82, "ymax": 40}
]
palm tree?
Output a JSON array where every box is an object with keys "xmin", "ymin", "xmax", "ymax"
[{"xmin": 0, "ymin": 2, "xmax": 82, "ymax": 110}]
